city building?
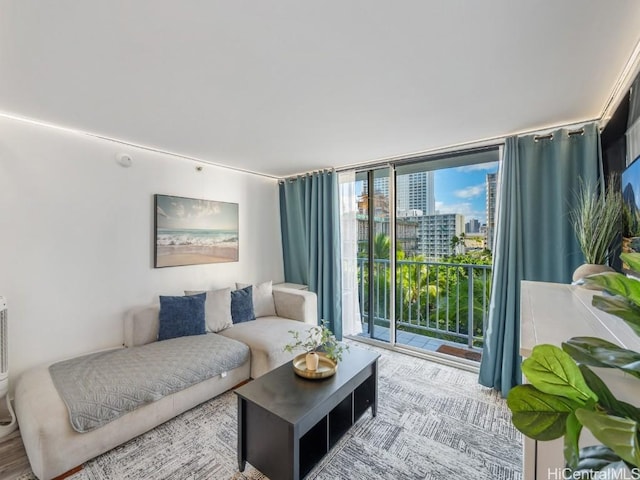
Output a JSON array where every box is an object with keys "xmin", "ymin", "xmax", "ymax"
[
  {"xmin": 486, "ymin": 173, "xmax": 497, "ymax": 251},
  {"xmin": 356, "ymin": 214, "xmax": 419, "ymax": 257},
  {"xmin": 362, "ymin": 171, "xmax": 475, "ymax": 258},
  {"xmin": 366, "ymin": 171, "xmax": 435, "ymax": 218},
  {"xmin": 465, "ymin": 218, "xmax": 481, "ymax": 234},
  {"xmin": 417, "ymin": 213, "xmax": 465, "ymax": 259},
  {"xmin": 396, "ymin": 171, "xmax": 435, "ymax": 216}
]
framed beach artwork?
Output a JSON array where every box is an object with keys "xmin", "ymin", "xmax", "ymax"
[{"xmin": 154, "ymin": 194, "xmax": 239, "ymax": 268}]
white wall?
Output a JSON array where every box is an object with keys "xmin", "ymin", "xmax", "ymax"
[{"xmin": 0, "ymin": 116, "xmax": 284, "ymax": 382}]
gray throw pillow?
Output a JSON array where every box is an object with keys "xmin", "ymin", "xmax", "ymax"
[
  {"xmin": 235, "ymin": 280, "xmax": 276, "ymax": 318},
  {"xmin": 184, "ymin": 287, "xmax": 233, "ymax": 332}
]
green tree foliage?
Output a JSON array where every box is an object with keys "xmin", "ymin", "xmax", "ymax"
[{"xmin": 357, "ymin": 233, "xmax": 492, "ymax": 347}]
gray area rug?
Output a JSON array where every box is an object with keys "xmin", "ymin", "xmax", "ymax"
[{"xmin": 18, "ymin": 342, "xmax": 522, "ymax": 479}]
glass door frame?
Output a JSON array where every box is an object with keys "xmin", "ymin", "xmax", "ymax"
[{"xmin": 363, "ymin": 166, "xmax": 396, "ymax": 346}]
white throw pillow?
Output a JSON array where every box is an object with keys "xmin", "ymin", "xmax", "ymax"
[
  {"xmin": 235, "ymin": 281, "xmax": 276, "ymax": 318},
  {"xmin": 184, "ymin": 287, "xmax": 233, "ymax": 332}
]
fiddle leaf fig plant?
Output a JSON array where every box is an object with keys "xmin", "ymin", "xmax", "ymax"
[{"xmin": 507, "ymin": 253, "xmax": 640, "ymax": 473}]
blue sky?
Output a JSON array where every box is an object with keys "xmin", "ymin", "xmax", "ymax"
[
  {"xmin": 434, "ymin": 161, "xmax": 499, "ymax": 224},
  {"xmin": 354, "ymin": 160, "xmax": 499, "ymax": 223}
]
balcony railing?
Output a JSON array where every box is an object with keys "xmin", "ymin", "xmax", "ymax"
[{"xmin": 357, "ymin": 258, "xmax": 492, "ymax": 351}]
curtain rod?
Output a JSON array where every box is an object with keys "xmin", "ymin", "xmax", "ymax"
[
  {"xmin": 533, "ymin": 127, "xmax": 585, "ymax": 142},
  {"xmin": 334, "ymin": 143, "xmax": 502, "ymax": 174},
  {"xmin": 279, "ymin": 168, "xmax": 335, "ymax": 183},
  {"xmin": 334, "ymin": 120, "xmax": 598, "ymax": 174}
]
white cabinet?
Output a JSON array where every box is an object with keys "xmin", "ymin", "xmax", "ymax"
[{"xmin": 519, "ymin": 281, "xmax": 640, "ymax": 479}]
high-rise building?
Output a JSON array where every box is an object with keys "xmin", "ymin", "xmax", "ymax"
[
  {"xmin": 371, "ymin": 175, "xmax": 389, "ymax": 197},
  {"xmin": 465, "ymin": 218, "xmax": 481, "ymax": 234},
  {"xmin": 397, "ymin": 171, "xmax": 435, "ymax": 215},
  {"xmin": 368, "ymin": 172, "xmax": 435, "ymax": 217},
  {"xmin": 486, "ymin": 173, "xmax": 497, "ymax": 251},
  {"xmin": 417, "ymin": 213, "xmax": 465, "ymax": 259}
]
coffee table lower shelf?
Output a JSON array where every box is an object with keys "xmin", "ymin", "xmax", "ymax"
[{"xmin": 236, "ymin": 348, "xmax": 379, "ymax": 480}]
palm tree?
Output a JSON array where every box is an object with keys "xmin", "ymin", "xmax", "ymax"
[
  {"xmin": 450, "ymin": 233, "xmax": 467, "ymax": 255},
  {"xmin": 373, "ymin": 233, "xmax": 391, "ymax": 259}
]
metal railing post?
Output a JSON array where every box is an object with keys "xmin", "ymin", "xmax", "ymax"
[
  {"xmin": 354, "ymin": 258, "xmax": 491, "ymax": 353},
  {"xmin": 467, "ymin": 265, "xmax": 474, "ymax": 349}
]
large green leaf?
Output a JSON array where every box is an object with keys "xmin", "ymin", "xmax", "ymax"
[
  {"xmin": 522, "ymin": 344, "xmax": 598, "ymax": 404},
  {"xmin": 583, "ymin": 272, "xmax": 640, "ymax": 307},
  {"xmin": 563, "ymin": 337, "xmax": 640, "ymax": 380},
  {"xmin": 621, "ymin": 253, "xmax": 640, "ymax": 273},
  {"xmin": 580, "ymin": 365, "xmax": 640, "ymax": 423},
  {"xmin": 564, "ymin": 412, "xmax": 583, "ymax": 470},
  {"xmin": 574, "ymin": 446, "xmax": 626, "ymax": 475},
  {"xmin": 575, "ymin": 409, "xmax": 640, "ymax": 467},
  {"xmin": 591, "ymin": 295, "xmax": 640, "ymax": 338},
  {"xmin": 507, "ymin": 385, "xmax": 581, "ymax": 440}
]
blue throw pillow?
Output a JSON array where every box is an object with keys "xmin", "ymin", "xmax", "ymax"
[
  {"xmin": 231, "ymin": 286, "xmax": 255, "ymax": 324},
  {"xmin": 158, "ymin": 293, "xmax": 206, "ymax": 341}
]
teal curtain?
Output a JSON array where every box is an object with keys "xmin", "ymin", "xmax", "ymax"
[
  {"xmin": 279, "ymin": 171, "xmax": 342, "ymax": 338},
  {"xmin": 479, "ymin": 123, "xmax": 602, "ymax": 396}
]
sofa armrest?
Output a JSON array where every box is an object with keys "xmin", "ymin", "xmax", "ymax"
[{"xmin": 272, "ymin": 289, "xmax": 317, "ymax": 325}]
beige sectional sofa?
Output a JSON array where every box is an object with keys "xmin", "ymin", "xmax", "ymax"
[{"xmin": 15, "ymin": 286, "xmax": 317, "ymax": 480}]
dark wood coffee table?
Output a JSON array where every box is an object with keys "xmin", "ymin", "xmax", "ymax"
[{"xmin": 235, "ymin": 346, "xmax": 380, "ymax": 480}]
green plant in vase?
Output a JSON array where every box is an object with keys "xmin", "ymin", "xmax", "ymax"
[
  {"xmin": 569, "ymin": 175, "xmax": 622, "ymax": 281},
  {"xmin": 283, "ymin": 320, "xmax": 348, "ymax": 371},
  {"xmin": 507, "ymin": 253, "xmax": 640, "ymax": 475}
]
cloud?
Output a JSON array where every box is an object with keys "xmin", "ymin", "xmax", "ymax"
[
  {"xmin": 455, "ymin": 161, "xmax": 499, "ymax": 173},
  {"xmin": 175, "ymin": 204, "xmax": 186, "ymax": 218},
  {"xmin": 454, "ymin": 183, "xmax": 485, "ymax": 199},
  {"xmin": 191, "ymin": 200, "xmax": 221, "ymax": 216}
]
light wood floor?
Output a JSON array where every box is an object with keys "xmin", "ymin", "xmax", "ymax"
[{"xmin": 0, "ymin": 429, "xmax": 30, "ymax": 480}]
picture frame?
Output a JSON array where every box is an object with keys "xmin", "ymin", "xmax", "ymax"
[{"xmin": 154, "ymin": 194, "xmax": 239, "ymax": 268}]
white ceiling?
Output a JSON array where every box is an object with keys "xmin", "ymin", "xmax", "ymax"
[{"xmin": 2, "ymin": 1, "xmax": 640, "ymax": 178}]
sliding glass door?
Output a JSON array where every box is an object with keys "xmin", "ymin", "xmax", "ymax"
[
  {"xmin": 353, "ymin": 148, "xmax": 500, "ymax": 363},
  {"xmin": 356, "ymin": 167, "xmax": 394, "ymax": 344}
]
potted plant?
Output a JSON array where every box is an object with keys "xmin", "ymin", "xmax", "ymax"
[
  {"xmin": 283, "ymin": 320, "xmax": 348, "ymax": 371},
  {"xmin": 507, "ymin": 253, "xmax": 640, "ymax": 475},
  {"xmin": 569, "ymin": 175, "xmax": 622, "ymax": 282}
]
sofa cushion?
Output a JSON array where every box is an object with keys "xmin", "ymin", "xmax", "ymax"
[
  {"xmin": 236, "ymin": 280, "xmax": 276, "ymax": 318},
  {"xmin": 158, "ymin": 294, "xmax": 206, "ymax": 341},
  {"xmin": 231, "ymin": 286, "xmax": 255, "ymax": 323},
  {"xmin": 218, "ymin": 317, "xmax": 315, "ymax": 378},
  {"xmin": 184, "ymin": 287, "xmax": 233, "ymax": 332}
]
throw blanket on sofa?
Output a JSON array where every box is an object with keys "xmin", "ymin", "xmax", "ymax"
[{"xmin": 49, "ymin": 334, "xmax": 249, "ymax": 433}]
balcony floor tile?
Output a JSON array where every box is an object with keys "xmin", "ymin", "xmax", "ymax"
[{"xmin": 356, "ymin": 323, "xmax": 481, "ymax": 361}]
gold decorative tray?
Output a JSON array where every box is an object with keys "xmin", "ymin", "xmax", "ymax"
[{"xmin": 292, "ymin": 352, "xmax": 337, "ymax": 379}]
